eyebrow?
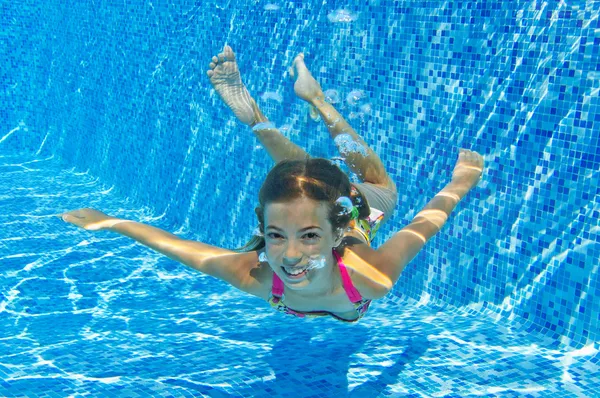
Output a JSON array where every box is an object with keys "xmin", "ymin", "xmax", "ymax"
[{"xmin": 266, "ymin": 225, "xmax": 323, "ymax": 232}]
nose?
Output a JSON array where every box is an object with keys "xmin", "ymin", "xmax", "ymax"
[{"xmin": 282, "ymin": 241, "xmax": 302, "ymax": 266}]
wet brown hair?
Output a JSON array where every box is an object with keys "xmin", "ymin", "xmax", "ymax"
[{"xmin": 235, "ymin": 158, "xmax": 370, "ymax": 252}]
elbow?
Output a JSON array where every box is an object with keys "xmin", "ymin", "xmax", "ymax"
[
  {"xmin": 187, "ymin": 255, "xmax": 213, "ymax": 274},
  {"xmin": 363, "ymin": 278, "xmax": 394, "ymax": 300}
]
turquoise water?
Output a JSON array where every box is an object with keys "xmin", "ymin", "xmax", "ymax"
[{"xmin": 1, "ymin": 0, "xmax": 599, "ymax": 396}]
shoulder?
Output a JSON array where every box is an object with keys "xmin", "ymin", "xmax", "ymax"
[
  {"xmin": 339, "ymin": 240, "xmax": 392, "ymax": 300},
  {"xmin": 204, "ymin": 250, "xmax": 273, "ymax": 300},
  {"xmin": 251, "ymin": 256, "xmax": 275, "ymax": 300}
]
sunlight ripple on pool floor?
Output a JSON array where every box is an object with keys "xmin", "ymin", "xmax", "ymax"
[{"xmin": 1, "ymin": 154, "xmax": 598, "ymax": 397}]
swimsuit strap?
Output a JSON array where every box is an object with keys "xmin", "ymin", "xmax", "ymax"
[
  {"xmin": 272, "ymin": 272, "xmax": 285, "ymax": 298},
  {"xmin": 332, "ymin": 249, "xmax": 364, "ymax": 303}
]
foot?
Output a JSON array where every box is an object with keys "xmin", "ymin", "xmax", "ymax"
[
  {"xmin": 207, "ymin": 45, "xmax": 256, "ymax": 125},
  {"xmin": 289, "ymin": 53, "xmax": 325, "ymax": 104}
]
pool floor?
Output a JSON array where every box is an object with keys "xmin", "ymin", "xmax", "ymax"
[{"xmin": 0, "ymin": 154, "xmax": 598, "ymax": 397}]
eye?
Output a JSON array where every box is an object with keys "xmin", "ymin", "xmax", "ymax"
[
  {"xmin": 266, "ymin": 232, "xmax": 284, "ymax": 240},
  {"xmin": 303, "ymin": 232, "xmax": 320, "ymax": 240}
]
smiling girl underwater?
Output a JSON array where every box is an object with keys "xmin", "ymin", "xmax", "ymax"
[{"xmin": 61, "ymin": 46, "xmax": 484, "ymax": 322}]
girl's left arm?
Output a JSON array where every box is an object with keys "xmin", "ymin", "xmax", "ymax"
[{"xmin": 374, "ymin": 149, "xmax": 484, "ymax": 289}]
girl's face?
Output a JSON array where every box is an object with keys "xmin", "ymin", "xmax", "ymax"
[{"xmin": 263, "ymin": 197, "xmax": 342, "ymax": 291}]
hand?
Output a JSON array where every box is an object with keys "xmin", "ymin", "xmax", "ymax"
[
  {"xmin": 60, "ymin": 208, "xmax": 124, "ymax": 231},
  {"xmin": 451, "ymin": 149, "xmax": 484, "ymax": 189}
]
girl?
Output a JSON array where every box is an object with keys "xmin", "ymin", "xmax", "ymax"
[{"xmin": 61, "ymin": 46, "xmax": 484, "ymax": 322}]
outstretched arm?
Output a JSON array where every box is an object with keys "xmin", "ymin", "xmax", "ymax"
[
  {"xmin": 59, "ymin": 209, "xmax": 263, "ymax": 295},
  {"xmin": 375, "ymin": 149, "xmax": 484, "ymax": 287}
]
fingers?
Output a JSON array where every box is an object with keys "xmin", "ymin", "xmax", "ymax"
[
  {"xmin": 454, "ymin": 149, "xmax": 484, "ymax": 185},
  {"xmin": 458, "ymin": 148, "xmax": 484, "ymax": 169},
  {"xmin": 60, "ymin": 210, "xmax": 77, "ymax": 223},
  {"xmin": 63, "ymin": 209, "xmax": 83, "ymax": 219},
  {"xmin": 60, "ymin": 213, "xmax": 83, "ymax": 229},
  {"xmin": 60, "ymin": 212, "xmax": 81, "ymax": 225},
  {"xmin": 59, "ymin": 209, "xmax": 88, "ymax": 225}
]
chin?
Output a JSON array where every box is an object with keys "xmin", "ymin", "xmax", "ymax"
[{"xmin": 285, "ymin": 281, "xmax": 311, "ymax": 290}]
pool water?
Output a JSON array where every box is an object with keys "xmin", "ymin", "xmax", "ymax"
[
  {"xmin": 2, "ymin": 0, "xmax": 600, "ymax": 397},
  {"xmin": 0, "ymin": 156, "xmax": 596, "ymax": 396}
]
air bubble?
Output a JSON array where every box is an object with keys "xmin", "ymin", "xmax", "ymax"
[
  {"xmin": 327, "ymin": 9, "xmax": 359, "ymax": 23},
  {"xmin": 334, "ymin": 133, "xmax": 368, "ymax": 157},
  {"xmin": 324, "ymin": 89, "xmax": 341, "ymax": 104},
  {"xmin": 307, "ymin": 255, "xmax": 327, "ymax": 270},
  {"xmin": 260, "ymin": 91, "xmax": 283, "ymax": 103},
  {"xmin": 346, "ymin": 90, "xmax": 365, "ymax": 106}
]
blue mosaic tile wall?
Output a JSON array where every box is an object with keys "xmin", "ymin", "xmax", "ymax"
[
  {"xmin": 1, "ymin": 1, "xmax": 50, "ymax": 154},
  {"xmin": 2, "ymin": 0, "xmax": 598, "ymax": 349}
]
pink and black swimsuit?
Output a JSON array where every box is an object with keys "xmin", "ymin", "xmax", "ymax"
[
  {"xmin": 267, "ymin": 204, "xmax": 384, "ymax": 322},
  {"xmin": 268, "ymin": 250, "xmax": 372, "ymax": 322}
]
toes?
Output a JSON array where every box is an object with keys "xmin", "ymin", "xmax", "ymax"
[
  {"xmin": 211, "ymin": 47, "xmax": 234, "ymax": 67},
  {"xmin": 223, "ymin": 45, "xmax": 235, "ymax": 60},
  {"xmin": 289, "ymin": 53, "xmax": 307, "ymax": 79},
  {"xmin": 293, "ymin": 55, "xmax": 304, "ymax": 69}
]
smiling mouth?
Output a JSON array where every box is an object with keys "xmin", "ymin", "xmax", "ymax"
[{"xmin": 282, "ymin": 265, "xmax": 309, "ymax": 278}]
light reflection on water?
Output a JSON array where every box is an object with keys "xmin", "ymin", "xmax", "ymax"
[{"xmin": 0, "ymin": 154, "xmax": 597, "ymax": 396}]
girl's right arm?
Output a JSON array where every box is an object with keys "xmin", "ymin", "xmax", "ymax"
[{"xmin": 60, "ymin": 209, "xmax": 267, "ymax": 297}]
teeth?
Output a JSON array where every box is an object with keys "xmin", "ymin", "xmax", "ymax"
[{"xmin": 285, "ymin": 267, "xmax": 307, "ymax": 275}]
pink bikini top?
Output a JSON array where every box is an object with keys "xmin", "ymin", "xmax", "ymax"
[{"xmin": 268, "ymin": 249, "xmax": 371, "ymax": 322}]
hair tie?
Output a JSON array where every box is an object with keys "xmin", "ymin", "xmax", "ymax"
[{"xmin": 335, "ymin": 196, "xmax": 359, "ymax": 220}]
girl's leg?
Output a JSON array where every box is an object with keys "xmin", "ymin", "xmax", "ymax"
[
  {"xmin": 249, "ymin": 101, "xmax": 308, "ymax": 162},
  {"xmin": 289, "ymin": 54, "xmax": 396, "ymax": 192},
  {"xmin": 207, "ymin": 45, "xmax": 307, "ymax": 163}
]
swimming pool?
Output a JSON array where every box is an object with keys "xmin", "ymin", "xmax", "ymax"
[{"xmin": 1, "ymin": 0, "xmax": 599, "ymax": 396}]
